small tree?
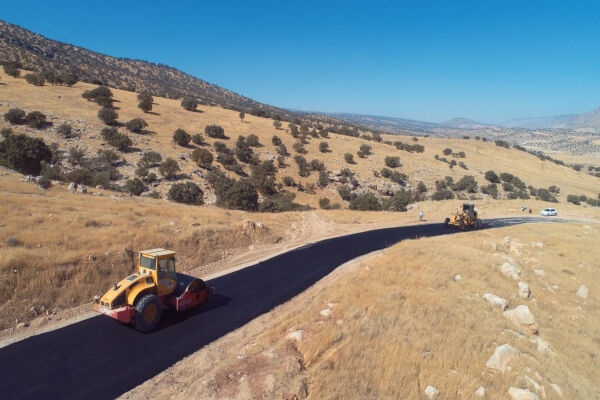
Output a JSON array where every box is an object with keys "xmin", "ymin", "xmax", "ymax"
[
  {"xmin": 384, "ymin": 156, "xmax": 401, "ymax": 168},
  {"xmin": 159, "ymin": 158, "xmax": 180, "ymax": 180},
  {"xmin": 191, "ymin": 148, "xmax": 213, "ymax": 167},
  {"xmin": 205, "ymin": 124, "xmax": 226, "ymax": 139},
  {"xmin": 25, "ymin": 73, "xmax": 45, "ymax": 86},
  {"xmin": 1, "ymin": 127, "xmax": 12, "ymax": 138},
  {"xmin": 319, "ymin": 142, "xmax": 329, "ymax": 153},
  {"xmin": 138, "ymin": 98, "xmax": 153, "ymax": 113},
  {"xmin": 273, "ymin": 120, "xmax": 282, "ymax": 129},
  {"xmin": 57, "ymin": 124, "xmax": 73, "ymax": 138},
  {"xmin": 173, "ymin": 128, "xmax": 191, "ymax": 146},
  {"xmin": 350, "ymin": 193, "xmax": 381, "ymax": 211},
  {"xmin": 293, "ymin": 142, "xmax": 307, "ymax": 154},
  {"xmin": 25, "ymin": 111, "xmax": 47, "ymax": 129},
  {"xmin": 63, "ymin": 73, "xmax": 79, "ymax": 87},
  {"xmin": 192, "ymin": 133, "xmax": 204, "ymax": 145},
  {"xmin": 453, "ymin": 175, "xmax": 478, "ymax": 193},
  {"xmin": 318, "ymin": 170, "xmax": 329, "ymax": 187},
  {"xmin": 181, "ymin": 97, "xmax": 199, "ymax": 111},
  {"xmin": 277, "ymin": 143, "xmax": 288, "ymax": 156},
  {"xmin": 485, "ymin": 170, "xmax": 500, "ymax": 183},
  {"xmin": 3, "ymin": 62, "xmax": 20, "ymax": 77},
  {"xmin": 239, "ymin": 111, "xmax": 245, "ymax": 121},
  {"xmin": 98, "ymin": 107, "xmax": 118, "ymax": 125},
  {"xmin": 125, "ymin": 118, "xmax": 148, "ymax": 133},
  {"xmin": 4, "ymin": 108, "xmax": 26, "ymax": 124},
  {"xmin": 0, "ymin": 134, "xmax": 52, "ymax": 175},
  {"xmin": 272, "ymin": 135, "xmax": 282, "ymax": 146},
  {"xmin": 357, "ymin": 144, "xmax": 371, "ymax": 158},
  {"xmin": 344, "ymin": 153, "xmax": 355, "ymax": 164},
  {"xmin": 246, "ymin": 134, "xmax": 260, "ymax": 147},
  {"xmin": 168, "ymin": 182, "xmax": 204, "ymax": 205},
  {"xmin": 443, "ymin": 148, "xmax": 452, "ymax": 155},
  {"xmin": 126, "ymin": 177, "xmax": 146, "ymax": 196},
  {"xmin": 416, "ymin": 181, "xmax": 427, "ymax": 193},
  {"xmin": 499, "ymin": 172, "xmax": 514, "ymax": 183},
  {"xmin": 109, "ymin": 132, "xmax": 132, "ymax": 151}
]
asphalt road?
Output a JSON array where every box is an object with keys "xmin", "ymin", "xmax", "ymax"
[{"xmin": 0, "ymin": 217, "xmax": 568, "ymax": 399}]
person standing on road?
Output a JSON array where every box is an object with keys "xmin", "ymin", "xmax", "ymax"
[{"xmin": 419, "ymin": 209, "xmax": 424, "ymax": 221}]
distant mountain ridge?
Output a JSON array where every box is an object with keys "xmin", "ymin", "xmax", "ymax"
[{"xmin": 442, "ymin": 117, "xmax": 494, "ymax": 129}]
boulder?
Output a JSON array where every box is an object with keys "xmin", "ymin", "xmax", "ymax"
[
  {"xmin": 501, "ymin": 262, "xmax": 521, "ymax": 280},
  {"xmin": 518, "ymin": 282, "xmax": 531, "ymax": 298},
  {"xmin": 483, "ymin": 293, "xmax": 509, "ymax": 310},
  {"xmin": 242, "ymin": 220, "xmax": 255, "ymax": 231},
  {"xmin": 286, "ymin": 330, "xmax": 305, "ymax": 342},
  {"xmin": 549, "ymin": 383, "xmax": 562, "ymax": 397},
  {"xmin": 533, "ymin": 269, "xmax": 545, "ymax": 277},
  {"xmin": 77, "ymin": 185, "xmax": 87, "ymax": 193},
  {"xmin": 320, "ymin": 309, "xmax": 332, "ymax": 317},
  {"xmin": 504, "ymin": 305, "xmax": 538, "ymax": 335},
  {"xmin": 485, "ymin": 344, "xmax": 519, "ymax": 372},
  {"xmin": 475, "ymin": 386, "xmax": 485, "ymax": 398},
  {"xmin": 508, "ymin": 387, "xmax": 539, "ymax": 400},
  {"xmin": 576, "ymin": 285, "xmax": 588, "ymax": 299},
  {"xmin": 424, "ymin": 386, "xmax": 439, "ymax": 399}
]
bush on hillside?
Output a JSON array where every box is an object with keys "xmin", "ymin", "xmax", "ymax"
[
  {"xmin": 357, "ymin": 144, "xmax": 371, "ymax": 158},
  {"xmin": 383, "ymin": 190, "xmax": 414, "ymax": 211},
  {"xmin": 191, "ymin": 148, "xmax": 213, "ymax": 167},
  {"xmin": 349, "ymin": 193, "xmax": 381, "ymax": 211},
  {"xmin": 125, "ymin": 118, "xmax": 148, "ymax": 133},
  {"xmin": 384, "ymin": 156, "xmax": 401, "ymax": 168},
  {"xmin": 3, "ymin": 61, "xmax": 20, "ymax": 77},
  {"xmin": 173, "ymin": 128, "xmax": 191, "ymax": 146},
  {"xmin": 25, "ymin": 111, "xmax": 48, "ymax": 129},
  {"xmin": 168, "ymin": 182, "xmax": 204, "ymax": 205},
  {"xmin": 4, "ymin": 108, "xmax": 26, "ymax": 124},
  {"xmin": 337, "ymin": 185, "xmax": 355, "ymax": 201},
  {"xmin": 181, "ymin": 97, "xmax": 199, "ymax": 111},
  {"xmin": 442, "ymin": 148, "xmax": 452, "ymax": 155},
  {"xmin": 344, "ymin": 153, "xmax": 355, "ymax": 164},
  {"xmin": 57, "ymin": 124, "xmax": 73, "ymax": 138},
  {"xmin": 159, "ymin": 158, "xmax": 180, "ymax": 180},
  {"xmin": 485, "ymin": 170, "xmax": 500, "ymax": 183},
  {"xmin": 25, "ymin": 73, "xmax": 45, "ymax": 86},
  {"xmin": 0, "ymin": 134, "xmax": 52, "ymax": 175},
  {"xmin": 125, "ymin": 178, "xmax": 146, "ymax": 196},
  {"xmin": 319, "ymin": 142, "xmax": 329, "ymax": 152},
  {"xmin": 98, "ymin": 107, "xmax": 118, "ymax": 125},
  {"xmin": 246, "ymin": 134, "xmax": 260, "ymax": 147},
  {"xmin": 205, "ymin": 124, "xmax": 226, "ymax": 139},
  {"xmin": 431, "ymin": 188, "xmax": 455, "ymax": 200},
  {"xmin": 453, "ymin": 175, "xmax": 478, "ymax": 192}
]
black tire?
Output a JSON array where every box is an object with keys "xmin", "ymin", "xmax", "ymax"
[
  {"xmin": 444, "ymin": 218, "xmax": 450, "ymax": 228},
  {"xmin": 134, "ymin": 294, "xmax": 162, "ymax": 333},
  {"xmin": 458, "ymin": 219, "xmax": 465, "ymax": 231}
]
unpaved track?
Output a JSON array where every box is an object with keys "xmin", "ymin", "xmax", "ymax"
[{"xmin": 0, "ymin": 217, "xmax": 570, "ymax": 400}]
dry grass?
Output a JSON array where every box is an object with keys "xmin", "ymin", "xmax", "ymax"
[
  {"xmin": 1, "ymin": 71, "xmax": 599, "ymax": 208},
  {"xmin": 126, "ymin": 222, "xmax": 600, "ymax": 400},
  {"xmin": 0, "ymin": 171, "xmax": 297, "ymax": 329}
]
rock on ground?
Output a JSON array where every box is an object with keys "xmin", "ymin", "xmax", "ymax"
[
  {"xmin": 424, "ymin": 385, "xmax": 439, "ymax": 399},
  {"xmin": 508, "ymin": 387, "xmax": 539, "ymax": 400},
  {"xmin": 504, "ymin": 305, "xmax": 538, "ymax": 335},
  {"xmin": 286, "ymin": 330, "xmax": 305, "ymax": 342},
  {"xmin": 475, "ymin": 386, "xmax": 485, "ymax": 398},
  {"xmin": 576, "ymin": 285, "xmax": 588, "ymax": 299},
  {"xmin": 501, "ymin": 262, "xmax": 521, "ymax": 280},
  {"xmin": 485, "ymin": 344, "xmax": 520, "ymax": 373},
  {"xmin": 549, "ymin": 383, "xmax": 563, "ymax": 397},
  {"xmin": 483, "ymin": 293, "xmax": 509, "ymax": 310},
  {"xmin": 518, "ymin": 282, "xmax": 531, "ymax": 298}
]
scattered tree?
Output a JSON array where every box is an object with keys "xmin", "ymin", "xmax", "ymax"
[
  {"xmin": 181, "ymin": 97, "xmax": 199, "ymax": 111},
  {"xmin": 205, "ymin": 124, "xmax": 226, "ymax": 139},
  {"xmin": 0, "ymin": 134, "xmax": 52, "ymax": 175},
  {"xmin": 191, "ymin": 148, "xmax": 213, "ymax": 167},
  {"xmin": 159, "ymin": 158, "xmax": 180, "ymax": 180},
  {"xmin": 173, "ymin": 128, "xmax": 191, "ymax": 146},
  {"xmin": 168, "ymin": 182, "xmax": 203, "ymax": 205},
  {"xmin": 125, "ymin": 118, "xmax": 148, "ymax": 133},
  {"xmin": 98, "ymin": 107, "xmax": 118, "ymax": 125},
  {"xmin": 319, "ymin": 142, "xmax": 330, "ymax": 153},
  {"xmin": 25, "ymin": 111, "xmax": 47, "ymax": 129},
  {"xmin": 126, "ymin": 177, "xmax": 146, "ymax": 196},
  {"xmin": 4, "ymin": 108, "xmax": 26, "ymax": 124},
  {"xmin": 344, "ymin": 153, "xmax": 355, "ymax": 164},
  {"xmin": 384, "ymin": 156, "xmax": 401, "ymax": 168},
  {"xmin": 24, "ymin": 73, "xmax": 45, "ymax": 86}
]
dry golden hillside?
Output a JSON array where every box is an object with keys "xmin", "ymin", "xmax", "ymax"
[
  {"xmin": 124, "ymin": 222, "xmax": 600, "ymax": 400},
  {"xmin": 1, "ymin": 70, "xmax": 599, "ymax": 211}
]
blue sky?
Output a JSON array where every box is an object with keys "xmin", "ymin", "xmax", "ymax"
[{"xmin": 3, "ymin": 1, "xmax": 600, "ymax": 123}]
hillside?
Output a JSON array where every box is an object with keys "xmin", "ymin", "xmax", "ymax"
[
  {"xmin": 0, "ymin": 20, "xmax": 296, "ymax": 120},
  {"xmin": 442, "ymin": 117, "xmax": 494, "ymax": 129}
]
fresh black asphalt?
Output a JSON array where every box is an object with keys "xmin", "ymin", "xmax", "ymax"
[{"xmin": 0, "ymin": 217, "xmax": 568, "ymax": 399}]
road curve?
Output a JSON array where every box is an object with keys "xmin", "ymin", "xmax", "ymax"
[{"xmin": 0, "ymin": 217, "xmax": 569, "ymax": 399}]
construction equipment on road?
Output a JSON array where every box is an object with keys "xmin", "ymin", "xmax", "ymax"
[
  {"xmin": 444, "ymin": 203, "xmax": 483, "ymax": 230},
  {"xmin": 93, "ymin": 248, "xmax": 213, "ymax": 332}
]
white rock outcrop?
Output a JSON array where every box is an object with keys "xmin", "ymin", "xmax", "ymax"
[
  {"xmin": 475, "ymin": 386, "xmax": 485, "ymax": 398},
  {"xmin": 286, "ymin": 330, "xmax": 305, "ymax": 342},
  {"xmin": 424, "ymin": 386, "xmax": 439, "ymax": 399},
  {"xmin": 501, "ymin": 262, "xmax": 521, "ymax": 280},
  {"xmin": 485, "ymin": 344, "xmax": 520, "ymax": 372},
  {"xmin": 483, "ymin": 293, "xmax": 509, "ymax": 310},
  {"xmin": 508, "ymin": 387, "xmax": 539, "ymax": 400},
  {"xmin": 319, "ymin": 309, "xmax": 332, "ymax": 317},
  {"xmin": 518, "ymin": 282, "xmax": 531, "ymax": 298},
  {"xmin": 504, "ymin": 305, "xmax": 538, "ymax": 335},
  {"xmin": 576, "ymin": 285, "xmax": 588, "ymax": 299},
  {"xmin": 549, "ymin": 383, "xmax": 563, "ymax": 397}
]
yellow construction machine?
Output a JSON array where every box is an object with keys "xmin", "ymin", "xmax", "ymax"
[
  {"xmin": 93, "ymin": 248, "xmax": 213, "ymax": 332},
  {"xmin": 444, "ymin": 203, "xmax": 483, "ymax": 230}
]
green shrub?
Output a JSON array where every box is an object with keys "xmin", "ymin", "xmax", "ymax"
[
  {"xmin": 431, "ymin": 188, "xmax": 455, "ymax": 200},
  {"xmin": 159, "ymin": 158, "xmax": 180, "ymax": 179},
  {"xmin": 273, "ymin": 120, "xmax": 282, "ymax": 129},
  {"xmin": 481, "ymin": 183, "xmax": 499, "ymax": 199},
  {"xmin": 416, "ymin": 181, "xmax": 427, "ymax": 193},
  {"xmin": 536, "ymin": 188, "xmax": 558, "ymax": 202},
  {"xmin": 485, "ymin": 170, "xmax": 500, "ymax": 183},
  {"xmin": 272, "ymin": 135, "xmax": 282, "ymax": 146},
  {"xmin": 57, "ymin": 124, "xmax": 73, "ymax": 138},
  {"xmin": 126, "ymin": 178, "xmax": 146, "ymax": 196},
  {"xmin": 310, "ymin": 159, "xmax": 325, "ymax": 171},
  {"xmin": 4, "ymin": 108, "xmax": 26, "ymax": 124},
  {"xmin": 216, "ymin": 178, "xmax": 258, "ymax": 211},
  {"xmin": 181, "ymin": 97, "xmax": 199, "ymax": 111},
  {"xmin": 138, "ymin": 97, "xmax": 153, "ymax": 113},
  {"xmin": 318, "ymin": 170, "xmax": 329, "ymax": 187},
  {"xmin": 205, "ymin": 124, "xmax": 226, "ymax": 139},
  {"xmin": 548, "ymin": 185, "xmax": 560, "ymax": 194},
  {"xmin": 173, "ymin": 128, "xmax": 191, "ymax": 146},
  {"xmin": 191, "ymin": 148, "xmax": 213, "ymax": 167},
  {"xmin": 459, "ymin": 162, "xmax": 467, "ymax": 169},
  {"xmin": 250, "ymin": 161, "xmax": 277, "ymax": 195},
  {"xmin": 258, "ymin": 194, "xmax": 309, "ymax": 212},
  {"xmin": 25, "ymin": 72, "xmax": 45, "ymax": 86},
  {"xmin": 168, "ymin": 182, "xmax": 203, "ymax": 205},
  {"xmin": 68, "ymin": 147, "xmax": 85, "ymax": 164},
  {"xmin": 25, "ymin": 111, "xmax": 47, "ymax": 129},
  {"xmin": 100, "ymin": 128, "xmax": 131, "ymax": 151},
  {"xmin": 277, "ymin": 143, "xmax": 289, "ymax": 156},
  {"xmin": 0, "ymin": 134, "xmax": 52, "ymax": 175},
  {"xmin": 503, "ymin": 182, "xmax": 515, "ymax": 192},
  {"xmin": 350, "ymin": 193, "xmax": 381, "ymax": 211},
  {"xmin": 357, "ymin": 144, "xmax": 371, "ymax": 158},
  {"xmin": 98, "ymin": 149, "xmax": 119, "ymax": 165},
  {"xmin": 246, "ymin": 134, "xmax": 260, "ymax": 147},
  {"xmin": 383, "ymin": 190, "xmax": 414, "ymax": 211},
  {"xmin": 125, "ymin": 118, "xmax": 148, "ymax": 133},
  {"xmin": 344, "ymin": 153, "xmax": 355, "ymax": 164},
  {"xmin": 37, "ymin": 176, "xmax": 52, "ymax": 189},
  {"xmin": 337, "ymin": 185, "xmax": 355, "ymax": 201},
  {"xmin": 384, "ymin": 156, "xmax": 401, "ymax": 168},
  {"xmin": 3, "ymin": 61, "xmax": 20, "ymax": 77},
  {"xmin": 499, "ymin": 172, "xmax": 514, "ymax": 182},
  {"xmin": 442, "ymin": 148, "xmax": 452, "ymax": 155},
  {"xmin": 453, "ymin": 175, "xmax": 478, "ymax": 192},
  {"xmin": 495, "ymin": 140, "xmax": 510, "ymax": 148},
  {"xmin": 192, "ymin": 134, "xmax": 204, "ymax": 145},
  {"xmin": 319, "ymin": 142, "xmax": 329, "ymax": 152},
  {"xmin": 293, "ymin": 142, "xmax": 307, "ymax": 154},
  {"xmin": 319, "ymin": 197, "xmax": 332, "ymax": 209},
  {"xmin": 98, "ymin": 107, "xmax": 118, "ymax": 125},
  {"xmin": 294, "ymin": 155, "xmax": 310, "ymax": 177},
  {"xmin": 1, "ymin": 127, "xmax": 12, "ymax": 138}
]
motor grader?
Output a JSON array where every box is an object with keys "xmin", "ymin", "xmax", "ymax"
[
  {"xmin": 93, "ymin": 248, "xmax": 213, "ymax": 332},
  {"xmin": 444, "ymin": 203, "xmax": 483, "ymax": 230}
]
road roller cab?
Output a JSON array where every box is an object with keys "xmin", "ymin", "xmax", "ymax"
[{"xmin": 93, "ymin": 248, "xmax": 213, "ymax": 332}]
